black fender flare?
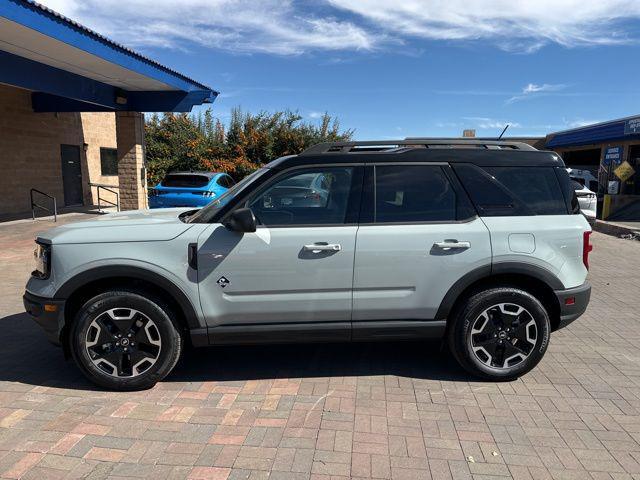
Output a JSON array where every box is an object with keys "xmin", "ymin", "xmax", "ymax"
[
  {"xmin": 55, "ymin": 265, "xmax": 202, "ymax": 329},
  {"xmin": 435, "ymin": 262, "xmax": 564, "ymax": 321}
]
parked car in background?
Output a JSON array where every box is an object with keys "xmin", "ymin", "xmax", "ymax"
[
  {"xmin": 567, "ymin": 168, "xmax": 598, "ymax": 193},
  {"xmin": 572, "ymin": 180, "xmax": 597, "ymax": 223},
  {"xmin": 149, "ymin": 172, "xmax": 235, "ymax": 208}
]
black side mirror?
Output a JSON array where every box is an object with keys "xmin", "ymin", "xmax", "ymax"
[{"xmin": 224, "ymin": 207, "xmax": 257, "ymax": 233}]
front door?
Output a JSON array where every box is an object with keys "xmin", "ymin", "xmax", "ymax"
[
  {"xmin": 60, "ymin": 145, "xmax": 83, "ymax": 206},
  {"xmin": 197, "ymin": 165, "xmax": 362, "ymax": 332},
  {"xmin": 353, "ymin": 164, "xmax": 491, "ymax": 323}
]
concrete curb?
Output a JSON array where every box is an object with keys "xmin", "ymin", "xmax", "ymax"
[{"xmin": 593, "ymin": 220, "xmax": 640, "ymax": 240}]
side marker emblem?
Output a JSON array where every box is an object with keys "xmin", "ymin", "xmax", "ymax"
[{"xmin": 217, "ymin": 276, "xmax": 230, "ymax": 288}]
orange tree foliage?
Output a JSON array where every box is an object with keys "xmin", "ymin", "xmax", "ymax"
[{"xmin": 145, "ymin": 108, "xmax": 353, "ymax": 185}]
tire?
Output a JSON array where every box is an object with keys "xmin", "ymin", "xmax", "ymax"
[
  {"xmin": 71, "ymin": 290, "xmax": 183, "ymax": 391},
  {"xmin": 448, "ymin": 287, "xmax": 550, "ymax": 381}
]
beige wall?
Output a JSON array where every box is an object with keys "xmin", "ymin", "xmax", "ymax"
[{"xmin": 0, "ymin": 83, "xmax": 117, "ymax": 216}]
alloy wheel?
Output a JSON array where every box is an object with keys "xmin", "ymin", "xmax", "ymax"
[
  {"xmin": 469, "ymin": 303, "xmax": 538, "ymax": 369},
  {"xmin": 85, "ymin": 308, "xmax": 162, "ymax": 377}
]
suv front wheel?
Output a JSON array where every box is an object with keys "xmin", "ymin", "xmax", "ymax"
[
  {"xmin": 71, "ymin": 290, "xmax": 183, "ymax": 390},
  {"xmin": 449, "ymin": 287, "xmax": 550, "ymax": 381}
]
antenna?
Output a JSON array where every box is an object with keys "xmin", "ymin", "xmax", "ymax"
[{"xmin": 497, "ymin": 124, "xmax": 510, "ymax": 140}]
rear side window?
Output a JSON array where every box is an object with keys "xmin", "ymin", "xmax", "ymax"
[
  {"xmin": 372, "ymin": 165, "xmax": 473, "ymax": 223},
  {"xmin": 216, "ymin": 175, "xmax": 235, "ymax": 188},
  {"xmin": 162, "ymin": 174, "xmax": 210, "ymax": 188},
  {"xmin": 485, "ymin": 167, "xmax": 567, "ymax": 215},
  {"xmin": 454, "ymin": 164, "xmax": 569, "ymax": 216}
]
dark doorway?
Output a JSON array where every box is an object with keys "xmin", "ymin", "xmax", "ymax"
[
  {"xmin": 60, "ymin": 144, "xmax": 83, "ymax": 206},
  {"xmin": 629, "ymin": 144, "xmax": 640, "ymax": 194},
  {"xmin": 561, "ymin": 148, "xmax": 602, "ymax": 172}
]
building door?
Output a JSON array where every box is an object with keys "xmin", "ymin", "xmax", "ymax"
[
  {"xmin": 60, "ymin": 145, "xmax": 83, "ymax": 206},
  {"xmin": 629, "ymin": 145, "xmax": 640, "ymax": 194}
]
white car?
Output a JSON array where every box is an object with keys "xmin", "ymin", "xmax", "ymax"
[{"xmin": 572, "ymin": 180, "xmax": 597, "ymax": 223}]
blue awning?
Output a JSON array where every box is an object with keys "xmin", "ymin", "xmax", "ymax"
[
  {"xmin": 546, "ymin": 116, "xmax": 640, "ymax": 148},
  {"xmin": 0, "ymin": 0, "xmax": 218, "ymax": 112}
]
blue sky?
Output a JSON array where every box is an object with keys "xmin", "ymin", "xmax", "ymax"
[{"xmin": 44, "ymin": 0, "xmax": 640, "ymax": 139}]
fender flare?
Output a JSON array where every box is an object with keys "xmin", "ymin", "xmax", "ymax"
[
  {"xmin": 435, "ymin": 262, "xmax": 564, "ymax": 321},
  {"xmin": 55, "ymin": 265, "xmax": 202, "ymax": 329}
]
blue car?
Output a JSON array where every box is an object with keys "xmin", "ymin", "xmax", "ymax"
[{"xmin": 149, "ymin": 172, "xmax": 235, "ymax": 209}]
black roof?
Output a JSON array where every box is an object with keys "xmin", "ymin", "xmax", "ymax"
[{"xmin": 266, "ymin": 139, "xmax": 564, "ymax": 170}]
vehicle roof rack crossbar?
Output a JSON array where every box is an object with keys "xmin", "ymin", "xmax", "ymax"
[{"xmin": 301, "ymin": 138, "xmax": 537, "ymax": 155}]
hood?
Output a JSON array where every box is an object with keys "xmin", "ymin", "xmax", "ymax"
[{"xmin": 38, "ymin": 208, "xmax": 197, "ymax": 244}]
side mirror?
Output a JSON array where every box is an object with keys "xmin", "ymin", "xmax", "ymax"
[{"xmin": 224, "ymin": 207, "xmax": 257, "ymax": 233}]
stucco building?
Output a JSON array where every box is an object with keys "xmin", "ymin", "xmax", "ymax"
[{"xmin": 0, "ymin": 0, "xmax": 217, "ymax": 217}]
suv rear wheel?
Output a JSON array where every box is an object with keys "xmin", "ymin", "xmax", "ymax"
[
  {"xmin": 71, "ymin": 290, "xmax": 182, "ymax": 390},
  {"xmin": 449, "ymin": 287, "xmax": 550, "ymax": 381}
]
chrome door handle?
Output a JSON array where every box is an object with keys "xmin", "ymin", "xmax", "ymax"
[
  {"xmin": 433, "ymin": 241, "xmax": 470, "ymax": 250},
  {"xmin": 303, "ymin": 243, "xmax": 342, "ymax": 252}
]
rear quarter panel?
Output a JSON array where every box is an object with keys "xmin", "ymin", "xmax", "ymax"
[{"xmin": 482, "ymin": 215, "xmax": 590, "ymax": 289}]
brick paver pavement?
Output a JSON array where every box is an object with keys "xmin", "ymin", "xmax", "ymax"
[{"xmin": 1, "ymin": 215, "xmax": 639, "ymax": 479}]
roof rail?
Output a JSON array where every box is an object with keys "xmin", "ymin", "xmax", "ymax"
[{"xmin": 301, "ymin": 138, "xmax": 537, "ymax": 155}]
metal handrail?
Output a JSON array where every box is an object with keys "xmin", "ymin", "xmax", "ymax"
[
  {"xmin": 89, "ymin": 183, "xmax": 120, "ymax": 213},
  {"xmin": 30, "ymin": 188, "xmax": 57, "ymax": 222}
]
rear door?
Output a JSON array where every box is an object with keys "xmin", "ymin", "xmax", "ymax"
[{"xmin": 352, "ymin": 163, "xmax": 491, "ymax": 329}]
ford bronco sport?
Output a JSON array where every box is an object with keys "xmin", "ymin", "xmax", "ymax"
[{"xmin": 24, "ymin": 139, "xmax": 592, "ymax": 390}]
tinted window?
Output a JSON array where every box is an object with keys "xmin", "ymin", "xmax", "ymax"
[
  {"xmin": 100, "ymin": 148, "xmax": 118, "ymax": 176},
  {"xmin": 249, "ymin": 167, "xmax": 355, "ymax": 226},
  {"xmin": 217, "ymin": 175, "xmax": 234, "ymax": 188},
  {"xmin": 454, "ymin": 164, "xmax": 569, "ymax": 216},
  {"xmin": 373, "ymin": 165, "xmax": 459, "ymax": 222},
  {"xmin": 162, "ymin": 174, "xmax": 210, "ymax": 188},
  {"xmin": 487, "ymin": 167, "xmax": 567, "ymax": 215}
]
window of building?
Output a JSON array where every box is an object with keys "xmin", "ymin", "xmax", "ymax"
[
  {"xmin": 99, "ymin": 148, "xmax": 118, "ymax": 176},
  {"xmin": 373, "ymin": 165, "xmax": 459, "ymax": 223},
  {"xmin": 249, "ymin": 167, "xmax": 354, "ymax": 226}
]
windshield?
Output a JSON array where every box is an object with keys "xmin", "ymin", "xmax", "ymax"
[{"xmin": 187, "ymin": 168, "xmax": 268, "ymax": 223}]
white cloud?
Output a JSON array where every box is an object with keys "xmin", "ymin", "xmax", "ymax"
[
  {"xmin": 39, "ymin": 0, "xmax": 640, "ymax": 55},
  {"xmin": 39, "ymin": 0, "xmax": 378, "ymax": 55},
  {"xmin": 327, "ymin": 0, "xmax": 640, "ymax": 51},
  {"xmin": 308, "ymin": 111, "xmax": 324, "ymax": 119},
  {"xmin": 463, "ymin": 117, "xmax": 521, "ymax": 130},
  {"xmin": 507, "ymin": 83, "xmax": 566, "ymax": 103}
]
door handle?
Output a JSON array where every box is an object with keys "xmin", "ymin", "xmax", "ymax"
[
  {"xmin": 303, "ymin": 243, "xmax": 342, "ymax": 253},
  {"xmin": 433, "ymin": 241, "xmax": 470, "ymax": 250}
]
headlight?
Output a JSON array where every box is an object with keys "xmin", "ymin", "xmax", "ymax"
[{"xmin": 32, "ymin": 242, "xmax": 51, "ymax": 279}]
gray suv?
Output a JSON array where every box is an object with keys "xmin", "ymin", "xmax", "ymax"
[{"xmin": 24, "ymin": 139, "xmax": 592, "ymax": 390}]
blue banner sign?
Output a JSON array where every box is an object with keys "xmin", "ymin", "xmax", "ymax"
[
  {"xmin": 625, "ymin": 117, "xmax": 640, "ymax": 135},
  {"xmin": 603, "ymin": 146, "xmax": 622, "ymax": 166}
]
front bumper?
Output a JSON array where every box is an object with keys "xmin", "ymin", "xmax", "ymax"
[
  {"xmin": 23, "ymin": 291, "xmax": 65, "ymax": 346},
  {"xmin": 554, "ymin": 281, "xmax": 591, "ymax": 329}
]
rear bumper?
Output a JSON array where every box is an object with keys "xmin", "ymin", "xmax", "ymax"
[
  {"xmin": 23, "ymin": 291, "xmax": 65, "ymax": 346},
  {"xmin": 554, "ymin": 281, "xmax": 591, "ymax": 329},
  {"xmin": 149, "ymin": 193, "xmax": 210, "ymax": 209}
]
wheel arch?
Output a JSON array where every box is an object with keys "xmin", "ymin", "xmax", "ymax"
[
  {"xmin": 56, "ymin": 266, "xmax": 202, "ymax": 354},
  {"xmin": 436, "ymin": 263, "xmax": 563, "ymax": 330}
]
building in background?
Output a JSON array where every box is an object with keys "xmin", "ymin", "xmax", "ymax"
[
  {"xmin": 545, "ymin": 116, "xmax": 640, "ymax": 220},
  {"xmin": 0, "ymin": 0, "xmax": 217, "ymax": 217}
]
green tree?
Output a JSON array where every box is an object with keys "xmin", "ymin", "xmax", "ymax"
[{"xmin": 145, "ymin": 108, "xmax": 353, "ymax": 185}]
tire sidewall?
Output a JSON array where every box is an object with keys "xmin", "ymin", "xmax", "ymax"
[
  {"xmin": 453, "ymin": 288, "xmax": 550, "ymax": 380},
  {"xmin": 71, "ymin": 291, "xmax": 181, "ymax": 390}
]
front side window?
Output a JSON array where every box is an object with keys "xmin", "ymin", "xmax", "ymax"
[
  {"xmin": 373, "ymin": 165, "xmax": 461, "ymax": 223},
  {"xmin": 100, "ymin": 148, "xmax": 118, "ymax": 176},
  {"xmin": 249, "ymin": 167, "xmax": 355, "ymax": 226}
]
